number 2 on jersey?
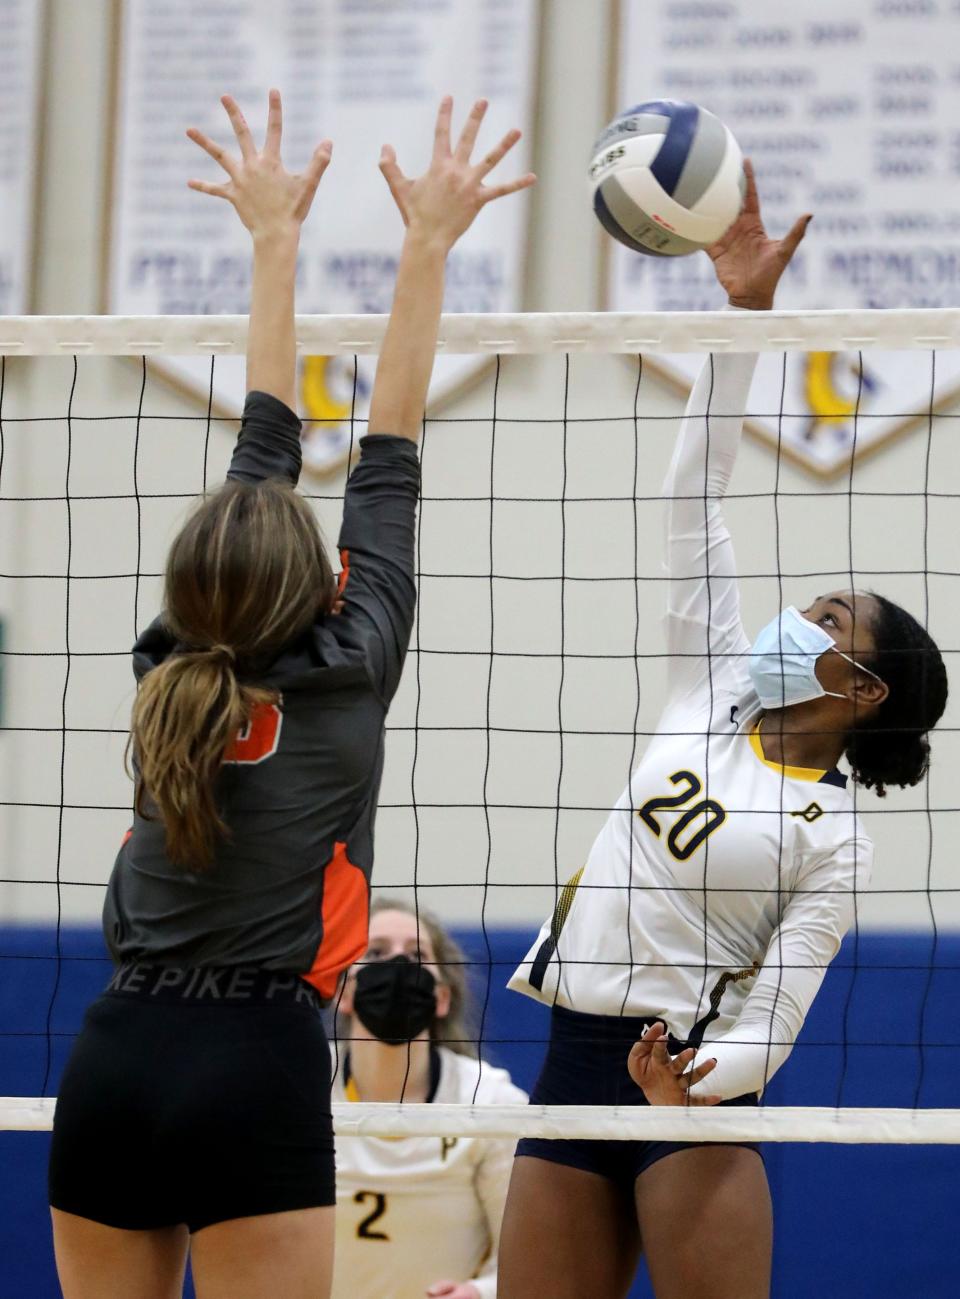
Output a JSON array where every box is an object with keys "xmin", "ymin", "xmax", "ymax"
[
  {"xmin": 637, "ymin": 770, "xmax": 726, "ymax": 861},
  {"xmin": 354, "ymin": 1190, "xmax": 389, "ymax": 1241}
]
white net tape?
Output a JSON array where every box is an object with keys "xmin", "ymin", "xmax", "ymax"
[
  {"xmin": 3, "ymin": 308, "xmax": 960, "ymax": 356},
  {"xmin": 4, "ymin": 1098, "xmax": 960, "ymax": 1143}
]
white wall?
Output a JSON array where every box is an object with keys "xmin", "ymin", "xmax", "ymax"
[{"xmin": 2, "ymin": 0, "xmax": 958, "ymax": 932}]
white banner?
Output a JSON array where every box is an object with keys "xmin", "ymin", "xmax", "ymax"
[
  {"xmin": 0, "ymin": 0, "xmax": 43, "ymax": 315},
  {"xmin": 609, "ymin": 0, "xmax": 960, "ymax": 476},
  {"xmin": 107, "ymin": 0, "xmax": 539, "ymax": 473}
]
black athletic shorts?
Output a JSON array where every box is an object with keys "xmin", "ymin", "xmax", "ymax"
[
  {"xmin": 49, "ymin": 963, "xmax": 335, "ymax": 1233},
  {"xmin": 516, "ymin": 1005, "xmax": 760, "ymax": 1191}
]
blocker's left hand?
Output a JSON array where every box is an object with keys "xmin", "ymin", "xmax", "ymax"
[
  {"xmin": 706, "ymin": 157, "xmax": 812, "ymax": 311},
  {"xmin": 186, "ymin": 89, "xmax": 332, "ymax": 242},
  {"xmin": 426, "ymin": 1282, "xmax": 481, "ymax": 1299},
  {"xmin": 628, "ymin": 1021, "xmax": 722, "ymax": 1106}
]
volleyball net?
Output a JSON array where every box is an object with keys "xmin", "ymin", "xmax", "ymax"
[{"xmin": 1, "ymin": 309, "xmax": 959, "ymax": 1143}]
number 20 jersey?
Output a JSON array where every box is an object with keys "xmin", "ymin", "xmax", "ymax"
[{"xmin": 508, "ymin": 352, "xmax": 874, "ymax": 1101}]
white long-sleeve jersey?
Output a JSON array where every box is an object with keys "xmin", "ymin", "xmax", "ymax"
[
  {"xmin": 331, "ymin": 1048, "xmax": 527, "ymax": 1299},
  {"xmin": 509, "ymin": 351, "xmax": 873, "ymax": 1101}
]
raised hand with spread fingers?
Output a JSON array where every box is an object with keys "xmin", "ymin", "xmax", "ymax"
[
  {"xmin": 187, "ymin": 89, "xmax": 332, "ymax": 240},
  {"xmin": 369, "ymin": 97, "xmax": 536, "ymax": 441},
  {"xmin": 186, "ymin": 89, "xmax": 332, "ymax": 408},
  {"xmin": 706, "ymin": 157, "xmax": 811, "ymax": 312},
  {"xmin": 378, "ymin": 94, "xmax": 535, "ymax": 252}
]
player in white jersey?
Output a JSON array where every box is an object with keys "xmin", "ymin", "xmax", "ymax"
[
  {"xmin": 498, "ymin": 164, "xmax": 948, "ymax": 1299},
  {"xmin": 331, "ymin": 899, "xmax": 526, "ymax": 1299}
]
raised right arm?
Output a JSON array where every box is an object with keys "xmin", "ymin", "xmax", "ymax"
[
  {"xmin": 660, "ymin": 160, "xmax": 812, "ymax": 709},
  {"xmin": 661, "ymin": 348, "xmax": 758, "ymax": 705}
]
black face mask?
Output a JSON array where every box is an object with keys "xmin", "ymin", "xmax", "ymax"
[{"xmin": 351, "ymin": 955, "xmax": 438, "ymax": 1045}]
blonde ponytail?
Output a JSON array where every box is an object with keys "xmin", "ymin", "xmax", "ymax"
[
  {"xmin": 129, "ymin": 478, "xmax": 335, "ymax": 870},
  {"xmin": 129, "ymin": 650, "xmax": 276, "ymax": 869}
]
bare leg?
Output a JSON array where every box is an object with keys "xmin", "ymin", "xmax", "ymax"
[
  {"xmin": 190, "ymin": 1205, "xmax": 335, "ymax": 1299},
  {"xmin": 51, "ymin": 1208, "xmax": 189, "ymax": 1299},
  {"xmin": 634, "ymin": 1146, "xmax": 772, "ymax": 1299},
  {"xmin": 498, "ymin": 1156, "xmax": 640, "ymax": 1299}
]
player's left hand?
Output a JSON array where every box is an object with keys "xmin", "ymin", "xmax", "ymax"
[
  {"xmin": 706, "ymin": 158, "xmax": 812, "ymax": 312},
  {"xmin": 425, "ymin": 1282, "xmax": 481, "ymax": 1298},
  {"xmin": 186, "ymin": 89, "xmax": 332, "ymax": 242},
  {"xmin": 627, "ymin": 1021, "xmax": 722, "ymax": 1106}
]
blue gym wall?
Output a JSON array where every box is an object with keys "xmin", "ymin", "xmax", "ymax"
[{"xmin": 2, "ymin": 925, "xmax": 958, "ymax": 1299}]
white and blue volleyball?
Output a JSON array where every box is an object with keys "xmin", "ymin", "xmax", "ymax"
[{"xmin": 589, "ymin": 100, "xmax": 745, "ymax": 257}]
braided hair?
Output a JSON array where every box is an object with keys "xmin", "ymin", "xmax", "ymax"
[{"xmin": 844, "ymin": 593, "xmax": 948, "ymax": 797}]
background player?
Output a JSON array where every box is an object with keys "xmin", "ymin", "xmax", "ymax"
[
  {"xmin": 498, "ymin": 163, "xmax": 948, "ymax": 1299},
  {"xmin": 48, "ymin": 93, "xmax": 533, "ymax": 1299},
  {"xmin": 332, "ymin": 897, "xmax": 526, "ymax": 1299}
]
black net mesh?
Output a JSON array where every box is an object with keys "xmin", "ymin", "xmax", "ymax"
[{"xmin": 0, "ymin": 345, "xmax": 958, "ymax": 1117}]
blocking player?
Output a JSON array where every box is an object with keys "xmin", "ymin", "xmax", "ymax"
[{"xmin": 48, "ymin": 93, "xmax": 533, "ymax": 1299}]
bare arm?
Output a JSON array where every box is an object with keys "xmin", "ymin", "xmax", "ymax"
[
  {"xmin": 369, "ymin": 97, "xmax": 536, "ymax": 442},
  {"xmin": 368, "ymin": 229, "xmax": 447, "ymax": 440},
  {"xmin": 246, "ymin": 235, "xmax": 299, "ymax": 410},
  {"xmin": 186, "ymin": 89, "xmax": 332, "ymax": 410}
]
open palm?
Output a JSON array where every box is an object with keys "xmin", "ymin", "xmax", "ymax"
[
  {"xmin": 186, "ymin": 90, "xmax": 332, "ymax": 239},
  {"xmin": 379, "ymin": 97, "xmax": 536, "ymax": 252},
  {"xmin": 707, "ymin": 158, "xmax": 812, "ymax": 311}
]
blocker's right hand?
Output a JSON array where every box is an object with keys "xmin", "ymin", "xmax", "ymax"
[
  {"xmin": 627, "ymin": 1021, "xmax": 722, "ymax": 1106},
  {"xmin": 378, "ymin": 96, "xmax": 536, "ymax": 254},
  {"xmin": 186, "ymin": 89, "xmax": 332, "ymax": 242}
]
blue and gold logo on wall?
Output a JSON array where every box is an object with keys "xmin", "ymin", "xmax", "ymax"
[
  {"xmin": 299, "ymin": 356, "xmax": 372, "ymax": 476},
  {"xmin": 803, "ymin": 352, "xmax": 879, "ymax": 448}
]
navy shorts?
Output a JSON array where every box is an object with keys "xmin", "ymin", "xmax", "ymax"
[
  {"xmin": 516, "ymin": 1005, "xmax": 760, "ymax": 1192},
  {"xmin": 49, "ymin": 964, "xmax": 335, "ymax": 1233}
]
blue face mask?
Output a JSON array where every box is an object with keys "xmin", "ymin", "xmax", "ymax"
[{"xmin": 748, "ymin": 605, "xmax": 879, "ymax": 710}]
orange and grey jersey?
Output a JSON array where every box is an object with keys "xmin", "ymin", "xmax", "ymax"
[{"xmin": 103, "ymin": 391, "xmax": 419, "ymax": 1000}]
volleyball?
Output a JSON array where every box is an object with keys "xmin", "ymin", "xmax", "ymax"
[{"xmin": 589, "ymin": 99, "xmax": 746, "ymax": 256}]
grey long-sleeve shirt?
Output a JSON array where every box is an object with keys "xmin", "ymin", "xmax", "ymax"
[{"xmin": 103, "ymin": 392, "xmax": 419, "ymax": 999}]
